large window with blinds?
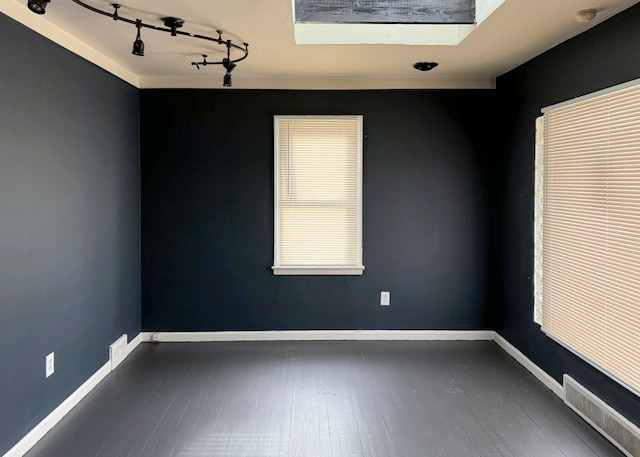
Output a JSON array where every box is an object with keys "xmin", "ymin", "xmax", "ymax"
[
  {"xmin": 273, "ymin": 115, "xmax": 364, "ymax": 275},
  {"xmin": 534, "ymin": 80, "xmax": 640, "ymax": 394}
]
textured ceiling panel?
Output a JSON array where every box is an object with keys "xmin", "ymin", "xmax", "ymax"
[{"xmin": 294, "ymin": 0, "xmax": 476, "ymax": 24}]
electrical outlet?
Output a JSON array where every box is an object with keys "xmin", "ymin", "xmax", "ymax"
[
  {"xmin": 380, "ymin": 291, "xmax": 390, "ymax": 306},
  {"xmin": 46, "ymin": 352, "xmax": 55, "ymax": 378}
]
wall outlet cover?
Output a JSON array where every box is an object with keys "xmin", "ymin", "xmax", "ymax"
[{"xmin": 46, "ymin": 352, "xmax": 55, "ymax": 378}]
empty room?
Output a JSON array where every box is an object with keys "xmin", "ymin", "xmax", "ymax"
[{"xmin": 1, "ymin": 0, "xmax": 639, "ymax": 456}]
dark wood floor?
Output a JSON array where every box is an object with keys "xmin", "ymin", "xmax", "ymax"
[{"xmin": 25, "ymin": 341, "xmax": 623, "ymax": 457}]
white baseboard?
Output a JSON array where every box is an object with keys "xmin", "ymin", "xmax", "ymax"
[
  {"xmin": 493, "ymin": 332, "xmax": 564, "ymax": 398},
  {"xmin": 140, "ymin": 329, "xmax": 495, "ymax": 343},
  {"xmin": 9, "ymin": 329, "xmax": 637, "ymax": 457},
  {"xmin": 126, "ymin": 332, "xmax": 142, "ymax": 356},
  {"xmin": 5, "ymin": 329, "xmax": 490, "ymax": 456},
  {"xmin": 3, "ymin": 332, "xmax": 142, "ymax": 457},
  {"xmin": 3, "ymin": 361, "xmax": 111, "ymax": 457}
]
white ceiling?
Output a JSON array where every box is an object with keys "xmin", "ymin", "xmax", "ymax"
[{"xmin": 3, "ymin": 0, "xmax": 639, "ymax": 89}]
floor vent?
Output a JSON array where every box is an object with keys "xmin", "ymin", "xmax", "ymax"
[{"xmin": 563, "ymin": 375, "xmax": 640, "ymax": 457}]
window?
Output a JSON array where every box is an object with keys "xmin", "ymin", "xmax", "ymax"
[
  {"xmin": 535, "ymin": 79, "xmax": 640, "ymax": 394},
  {"xmin": 273, "ymin": 115, "xmax": 364, "ymax": 275}
]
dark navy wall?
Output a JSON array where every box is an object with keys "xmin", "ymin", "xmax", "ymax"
[
  {"xmin": 0, "ymin": 14, "xmax": 141, "ymax": 455},
  {"xmin": 496, "ymin": 4, "xmax": 640, "ymax": 426},
  {"xmin": 141, "ymin": 90, "xmax": 497, "ymax": 331},
  {"xmin": 5, "ymin": 0, "xmax": 639, "ymax": 451}
]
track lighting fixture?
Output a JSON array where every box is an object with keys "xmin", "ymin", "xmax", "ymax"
[
  {"xmin": 224, "ymin": 41, "xmax": 237, "ymax": 88},
  {"xmin": 222, "ymin": 55, "xmax": 236, "ymax": 88},
  {"xmin": 132, "ymin": 19, "xmax": 144, "ymax": 57},
  {"xmin": 192, "ymin": 39, "xmax": 246, "ymax": 88},
  {"xmin": 26, "ymin": 0, "xmax": 249, "ymax": 87},
  {"xmin": 27, "ymin": 0, "xmax": 49, "ymax": 15}
]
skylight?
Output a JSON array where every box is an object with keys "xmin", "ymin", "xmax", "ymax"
[
  {"xmin": 294, "ymin": 0, "xmax": 476, "ymax": 24},
  {"xmin": 294, "ymin": 0, "xmax": 505, "ymax": 45}
]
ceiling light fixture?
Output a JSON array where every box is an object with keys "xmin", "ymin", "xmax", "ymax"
[
  {"xmin": 223, "ymin": 73, "xmax": 232, "ymax": 88},
  {"xmin": 413, "ymin": 62, "xmax": 439, "ymax": 72},
  {"xmin": 163, "ymin": 17, "xmax": 185, "ymax": 37},
  {"xmin": 132, "ymin": 19, "xmax": 144, "ymax": 57},
  {"xmin": 27, "ymin": 0, "xmax": 49, "ymax": 14},
  {"xmin": 192, "ymin": 39, "xmax": 240, "ymax": 87},
  {"xmin": 26, "ymin": 1, "xmax": 249, "ymax": 87}
]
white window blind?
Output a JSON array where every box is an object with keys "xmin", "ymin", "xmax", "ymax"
[
  {"xmin": 537, "ymin": 81, "xmax": 640, "ymax": 394},
  {"xmin": 273, "ymin": 115, "xmax": 364, "ymax": 275}
]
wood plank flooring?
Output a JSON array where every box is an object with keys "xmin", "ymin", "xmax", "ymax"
[{"xmin": 25, "ymin": 341, "xmax": 624, "ymax": 457}]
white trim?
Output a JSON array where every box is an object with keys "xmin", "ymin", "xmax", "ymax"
[
  {"xmin": 1, "ymin": 2, "xmax": 138, "ymax": 87},
  {"xmin": 541, "ymin": 76, "xmax": 640, "ymax": 113},
  {"xmin": 140, "ymin": 330, "xmax": 495, "ymax": 343},
  {"xmin": 493, "ymin": 332, "xmax": 565, "ymax": 399},
  {"xmin": 564, "ymin": 375, "xmax": 640, "ymax": 457},
  {"xmin": 272, "ymin": 266, "xmax": 365, "ymax": 276},
  {"xmin": 294, "ymin": 22, "xmax": 476, "ymax": 46},
  {"xmin": 3, "ymin": 332, "xmax": 142, "ymax": 457},
  {"xmin": 2, "ymin": 361, "xmax": 111, "ymax": 457},
  {"xmin": 273, "ymin": 116, "xmax": 281, "ymax": 266},
  {"xmin": 533, "ymin": 116, "xmax": 544, "ymax": 326},
  {"xmin": 10, "ymin": 330, "xmax": 638, "ymax": 457},
  {"xmin": 476, "ymin": 0, "xmax": 507, "ymax": 25},
  {"xmin": 126, "ymin": 332, "xmax": 142, "ymax": 357},
  {"xmin": 272, "ymin": 115, "xmax": 364, "ymax": 274},
  {"xmin": 139, "ymin": 76, "xmax": 496, "ymax": 90}
]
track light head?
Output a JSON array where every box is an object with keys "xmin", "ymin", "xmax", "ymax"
[
  {"xmin": 27, "ymin": 0, "xmax": 50, "ymax": 15},
  {"xmin": 222, "ymin": 58, "xmax": 236, "ymax": 73},
  {"xmin": 132, "ymin": 38, "xmax": 145, "ymax": 56},
  {"xmin": 223, "ymin": 73, "xmax": 232, "ymax": 87},
  {"xmin": 132, "ymin": 19, "xmax": 144, "ymax": 56}
]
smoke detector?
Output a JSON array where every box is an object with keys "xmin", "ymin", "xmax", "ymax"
[{"xmin": 575, "ymin": 9, "xmax": 597, "ymax": 23}]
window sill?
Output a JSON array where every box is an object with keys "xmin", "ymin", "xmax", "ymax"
[{"xmin": 272, "ymin": 266, "xmax": 365, "ymax": 276}]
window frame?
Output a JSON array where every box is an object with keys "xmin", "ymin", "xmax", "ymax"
[
  {"xmin": 272, "ymin": 115, "xmax": 364, "ymax": 276},
  {"xmin": 534, "ymin": 77, "xmax": 640, "ymax": 396}
]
